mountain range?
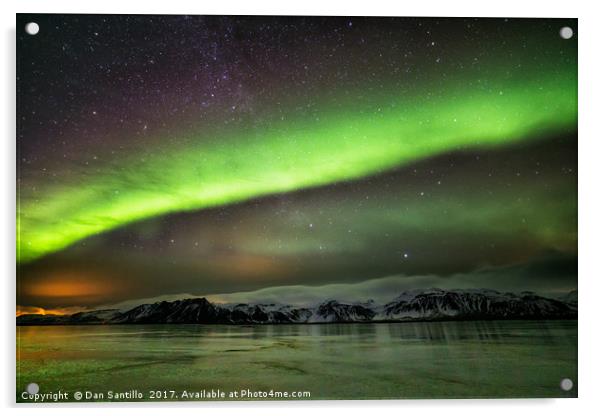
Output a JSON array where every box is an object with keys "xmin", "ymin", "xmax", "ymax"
[{"xmin": 16, "ymin": 288, "xmax": 577, "ymax": 325}]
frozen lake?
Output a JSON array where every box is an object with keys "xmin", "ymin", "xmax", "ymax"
[{"xmin": 17, "ymin": 320, "xmax": 577, "ymax": 401}]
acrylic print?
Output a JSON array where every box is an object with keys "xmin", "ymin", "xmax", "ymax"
[{"xmin": 16, "ymin": 14, "xmax": 577, "ymax": 402}]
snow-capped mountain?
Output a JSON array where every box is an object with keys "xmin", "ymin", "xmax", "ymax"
[
  {"xmin": 311, "ymin": 300, "xmax": 376, "ymax": 323},
  {"xmin": 381, "ymin": 288, "xmax": 576, "ymax": 320},
  {"xmin": 557, "ymin": 290, "xmax": 578, "ymax": 306},
  {"xmin": 16, "ymin": 288, "xmax": 577, "ymax": 325}
]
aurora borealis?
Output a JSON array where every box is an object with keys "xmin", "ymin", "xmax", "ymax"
[{"xmin": 17, "ymin": 15, "xmax": 577, "ymax": 312}]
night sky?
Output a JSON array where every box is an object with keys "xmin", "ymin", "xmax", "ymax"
[{"xmin": 16, "ymin": 15, "xmax": 577, "ymax": 313}]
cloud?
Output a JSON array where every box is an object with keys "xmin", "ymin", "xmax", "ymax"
[{"xmin": 97, "ymin": 254, "xmax": 576, "ymax": 311}]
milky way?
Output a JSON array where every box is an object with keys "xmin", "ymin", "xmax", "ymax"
[{"xmin": 17, "ymin": 15, "xmax": 577, "ymax": 310}]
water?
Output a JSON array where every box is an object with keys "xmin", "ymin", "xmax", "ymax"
[{"xmin": 16, "ymin": 320, "xmax": 577, "ymax": 401}]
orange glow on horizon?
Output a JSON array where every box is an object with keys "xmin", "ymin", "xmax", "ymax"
[
  {"xmin": 23, "ymin": 272, "xmax": 114, "ymax": 298},
  {"xmin": 18, "ymin": 272, "xmax": 113, "ymax": 316},
  {"xmin": 16, "ymin": 305, "xmax": 83, "ymax": 317}
]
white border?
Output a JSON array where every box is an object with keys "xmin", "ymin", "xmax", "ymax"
[{"xmin": 2, "ymin": 1, "xmax": 602, "ymax": 415}]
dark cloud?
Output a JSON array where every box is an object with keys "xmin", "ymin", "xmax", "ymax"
[{"xmin": 95, "ymin": 253, "xmax": 576, "ymax": 311}]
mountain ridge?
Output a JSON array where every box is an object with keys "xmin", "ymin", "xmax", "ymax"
[{"xmin": 17, "ymin": 288, "xmax": 577, "ymax": 325}]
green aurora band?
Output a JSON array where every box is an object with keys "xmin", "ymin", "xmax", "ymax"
[{"xmin": 17, "ymin": 69, "xmax": 577, "ymax": 263}]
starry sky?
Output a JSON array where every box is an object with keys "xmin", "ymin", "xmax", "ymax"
[{"xmin": 16, "ymin": 14, "xmax": 577, "ymax": 312}]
